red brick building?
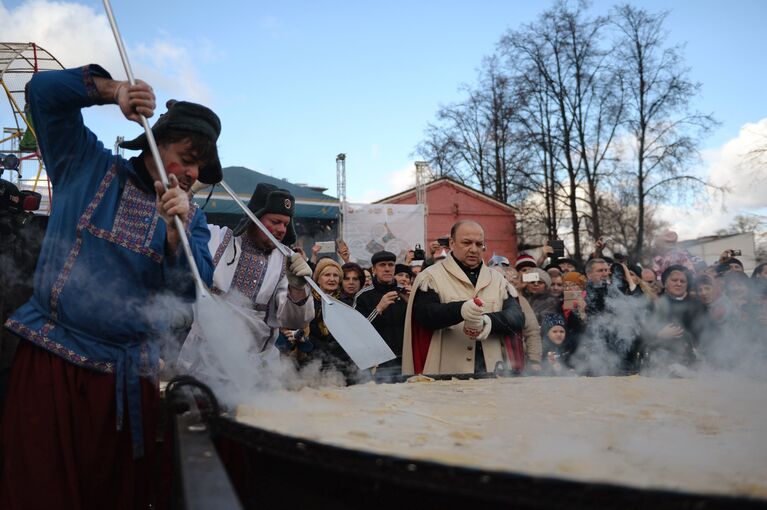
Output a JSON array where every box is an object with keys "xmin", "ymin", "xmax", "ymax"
[{"xmin": 375, "ymin": 178, "xmax": 518, "ymax": 262}]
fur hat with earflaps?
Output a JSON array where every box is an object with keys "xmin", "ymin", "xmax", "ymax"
[
  {"xmin": 232, "ymin": 183, "xmax": 297, "ymax": 246},
  {"xmin": 120, "ymin": 99, "xmax": 222, "ymax": 184}
]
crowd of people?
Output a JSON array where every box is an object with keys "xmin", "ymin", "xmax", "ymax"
[{"xmin": 272, "ymin": 225, "xmax": 767, "ymax": 381}]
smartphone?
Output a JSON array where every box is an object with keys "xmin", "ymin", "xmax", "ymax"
[
  {"xmin": 437, "ymin": 237, "xmax": 450, "ymax": 247},
  {"xmin": 563, "ymin": 290, "xmax": 581, "ymax": 301},
  {"xmin": 315, "ymin": 241, "xmax": 336, "ymax": 253},
  {"xmin": 563, "ymin": 290, "xmax": 583, "ymax": 311},
  {"xmin": 730, "ymin": 249, "xmax": 742, "ymax": 257},
  {"xmin": 522, "ymin": 272, "xmax": 540, "ymax": 283},
  {"xmin": 549, "ymin": 239, "xmax": 565, "ymax": 258}
]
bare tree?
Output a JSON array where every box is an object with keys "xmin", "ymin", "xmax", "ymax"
[
  {"xmin": 499, "ymin": 1, "xmax": 622, "ymax": 261},
  {"xmin": 612, "ymin": 4, "xmax": 718, "ymax": 261}
]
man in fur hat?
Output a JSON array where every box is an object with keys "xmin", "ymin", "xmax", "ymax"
[{"xmin": 178, "ymin": 183, "xmax": 314, "ymax": 376}]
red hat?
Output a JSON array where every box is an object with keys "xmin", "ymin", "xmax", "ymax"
[{"xmin": 515, "ymin": 253, "xmax": 537, "ymax": 270}]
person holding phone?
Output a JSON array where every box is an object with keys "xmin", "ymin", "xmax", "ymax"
[
  {"xmin": 354, "ymin": 251, "xmax": 408, "ymax": 376},
  {"xmin": 521, "ymin": 268, "xmax": 559, "ymax": 324}
]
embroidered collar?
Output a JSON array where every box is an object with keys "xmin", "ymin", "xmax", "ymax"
[{"xmin": 241, "ymin": 234, "xmax": 270, "ymax": 255}]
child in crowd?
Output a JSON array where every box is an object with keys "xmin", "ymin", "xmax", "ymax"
[{"xmin": 541, "ymin": 313, "xmax": 577, "ymax": 375}]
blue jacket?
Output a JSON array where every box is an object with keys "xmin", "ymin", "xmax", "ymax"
[{"xmin": 5, "ymin": 65, "xmax": 214, "ymax": 457}]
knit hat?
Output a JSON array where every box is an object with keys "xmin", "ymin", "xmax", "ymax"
[
  {"xmin": 120, "ymin": 99, "xmax": 222, "ymax": 184},
  {"xmin": 313, "ymin": 258, "xmax": 343, "ymax": 281},
  {"xmin": 529, "ymin": 267, "xmax": 552, "ymax": 288},
  {"xmin": 556, "ymin": 257, "xmax": 581, "ymax": 272},
  {"xmin": 232, "ymin": 183, "xmax": 296, "ymax": 245},
  {"xmin": 562, "ymin": 271, "xmax": 587, "ymax": 289},
  {"xmin": 515, "ymin": 253, "xmax": 537, "ymax": 270},
  {"xmin": 626, "ymin": 263, "xmax": 642, "ymax": 279},
  {"xmin": 541, "ymin": 313, "xmax": 566, "ymax": 337},
  {"xmin": 488, "ymin": 253, "xmax": 510, "ymax": 267},
  {"xmin": 660, "ymin": 264, "xmax": 693, "ymax": 293},
  {"xmin": 394, "ymin": 263, "xmax": 413, "ymax": 277}
]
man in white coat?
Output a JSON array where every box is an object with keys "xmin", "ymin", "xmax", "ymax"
[
  {"xmin": 402, "ymin": 220, "xmax": 539, "ymax": 375},
  {"xmin": 178, "ymin": 183, "xmax": 313, "ymax": 381}
]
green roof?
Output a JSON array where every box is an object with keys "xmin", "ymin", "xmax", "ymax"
[{"xmin": 193, "ymin": 166, "xmax": 340, "ymax": 220}]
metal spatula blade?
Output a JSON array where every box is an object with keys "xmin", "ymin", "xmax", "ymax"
[{"xmin": 320, "ymin": 297, "xmax": 395, "ymax": 370}]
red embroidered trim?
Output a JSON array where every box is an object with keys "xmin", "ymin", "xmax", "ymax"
[{"xmin": 6, "ymin": 319, "xmax": 116, "ymax": 373}]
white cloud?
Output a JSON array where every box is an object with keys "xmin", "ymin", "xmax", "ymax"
[
  {"xmin": 707, "ymin": 118, "xmax": 767, "ymax": 209},
  {"xmin": 656, "ymin": 118, "xmax": 767, "ymax": 240},
  {"xmin": 0, "ymin": 0, "xmax": 212, "ymax": 103}
]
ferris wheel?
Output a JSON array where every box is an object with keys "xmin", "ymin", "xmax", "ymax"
[{"xmin": 0, "ymin": 42, "xmax": 65, "ymax": 213}]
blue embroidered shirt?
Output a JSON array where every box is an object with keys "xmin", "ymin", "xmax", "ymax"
[{"xmin": 5, "ymin": 65, "xmax": 214, "ymax": 458}]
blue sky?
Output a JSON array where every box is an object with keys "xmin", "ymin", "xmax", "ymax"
[{"xmin": 2, "ymin": 0, "xmax": 766, "ymax": 236}]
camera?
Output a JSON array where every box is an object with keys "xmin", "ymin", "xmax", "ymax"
[
  {"xmin": 412, "ymin": 244, "xmax": 425, "ymax": 261},
  {"xmin": 729, "ymin": 249, "xmax": 742, "ymax": 257},
  {"xmin": 437, "ymin": 237, "xmax": 450, "ymax": 248}
]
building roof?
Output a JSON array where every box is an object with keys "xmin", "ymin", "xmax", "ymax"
[
  {"xmin": 374, "ymin": 176, "xmax": 518, "ymax": 212},
  {"xmin": 193, "ymin": 166, "xmax": 339, "ymax": 219},
  {"xmin": 679, "ymin": 232, "xmax": 748, "ymax": 247}
]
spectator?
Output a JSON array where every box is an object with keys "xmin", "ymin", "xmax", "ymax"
[
  {"xmin": 751, "ymin": 262, "xmax": 767, "ymax": 280},
  {"xmin": 651, "ymin": 230, "xmax": 701, "ymax": 276},
  {"xmin": 402, "ymin": 220, "xmax": 535, "ymax": 375},
  {"xmin": 548, "ymin": 268, "xmax": 564, "ymax": 300},
  {"xmin": 307, "ymin": 259, "xmax": 354, "ymax": 377},
  {"xmin": 694, "ymin": 275, "xmax": 720, "ymax": 308},
  {"xmin": 410, "ymin": 259, "xmax": 424, "ymax": 275},
  {"xmin": 540, "ymin": 313, "xmax": 577, "ymax": 375},
  {"xmin": 354, "ymin": 251, "xmax": 408, "ymax": 376},
  {"xmin": 641, "ymin": 267, "xmax": 662, "ymax": 297},
  {"xmin": 715, "ymin": 257, "xmax": 744, "ymax": 276},
  {"xmin": 362, "ymin": 267, "xmax": 373, "ymax": 287},
  {"xmin": 694, "ymin": 274, "xmax": 725, "ymax": 363},
  {"xmin": 515, "ymin": 253, "xmax": 537, "ymax": 274},
  {"xmin": 488, "ymin": 253, "xmax": 511, "ymax": 269},
  {"xmin": 505, "ymin": 266, "xmax": 525, "ymax": 294},
  {"xmin": 562, "ymin": 271, "xmax": 587, "ymax": 292},
  {"xmin": 339, "ymin": 262, "xmax": 365, "ymax": 305},
  {"xmin": 641, "ymin": 265, "xmax": 705, "ymax": 375},
  {"xmin": 523, "ymin": 268, "xmax": 559, "ymax": 324},
  {"xmin": 394, "ymin": 263, "xmax": 415, "ymax": 291},
  {"xmin": 556, "ymin": 257, "xmax": 581, "ymax": 274},
  {"xmin": 585, "ymin": 258, "xmax": 611, "ymax": 287}
]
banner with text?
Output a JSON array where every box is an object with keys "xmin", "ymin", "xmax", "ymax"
[{"xmin": 342, "ymin": 203, "xmax": 425, "ymax": 266}]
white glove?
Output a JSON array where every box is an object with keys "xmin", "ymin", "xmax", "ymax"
[
  {"xmin": 475, "ymin": 316, "xmax": 492, "ymax": 340},
  {"xmin": 460, "ymin": 299, "xmax": 484, "ymax": 323},
  {"xmin": 286, "ymin": 252, "xmax": 311, "ymax": 288}
]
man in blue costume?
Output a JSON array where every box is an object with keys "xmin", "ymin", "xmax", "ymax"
[{"xmin": 0, "ymin": 64, "xmax": 219, "ymax": 509}]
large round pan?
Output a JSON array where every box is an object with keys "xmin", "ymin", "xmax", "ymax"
[{"xmin": 212, "ymin": 410, "xmax": 767, "ymax": 510}]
